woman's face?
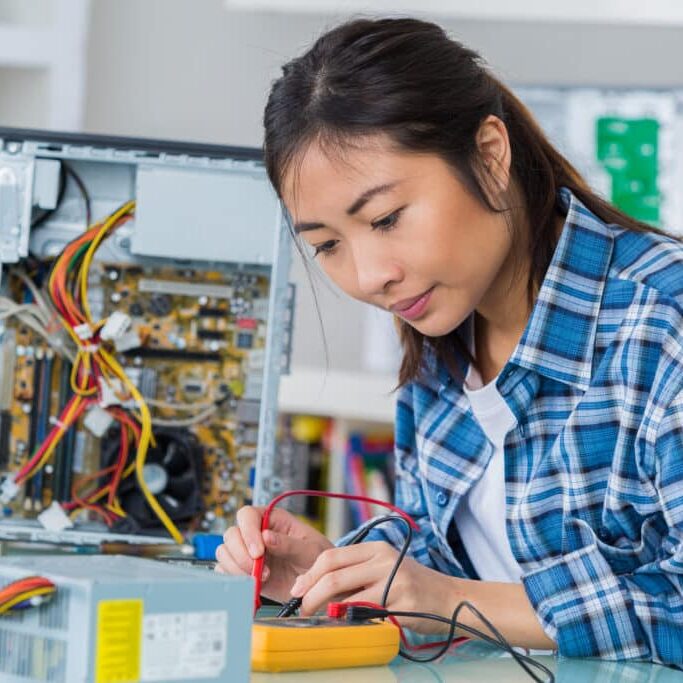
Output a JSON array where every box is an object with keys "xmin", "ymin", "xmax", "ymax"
[{"xmin": 281, "ymin": 131, "xmax": 516, "ymax": 338}]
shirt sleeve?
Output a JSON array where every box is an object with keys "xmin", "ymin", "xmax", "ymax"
[
  {"xmin": 335, "ymin": 382, "xmax": 455, "ymax": 575},
  {"xmin": 522, "ymin": 391, "xmax": 683, "ymax": 667}
]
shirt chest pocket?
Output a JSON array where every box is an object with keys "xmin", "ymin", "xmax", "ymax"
[{"xmin": 565, "ymin": 515, "xmax": 664, "ymax": 574}]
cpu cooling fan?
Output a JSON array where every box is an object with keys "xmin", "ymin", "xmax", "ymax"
[{"xmin": 103, "ymin": 427, "xmax": 204, "ymax": 534}]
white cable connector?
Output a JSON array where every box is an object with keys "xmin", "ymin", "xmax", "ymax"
[
  {"xmin": 100, "ymin": 311, "xmax": 132, "ymax": 342},
  {"xmin": 114, "ymin": 330, "xmax": 141, "ymax": 352},
  {"xmin": 99, "ymin": 377, "xmax": 126, "ymax": 407},
  {"xmin": 83, "ymin": 405, "xmax": 114, "ymax": 437},
  {"xmin": 73, "ymin": 322, "xmax": 93, "ymax": 340},
  {"xmin": 0, "ymin": 476, "xmax": 19, "ymax": 504},
  {"xmin": 37, "ymin": 501, "xmax": 74, "ymax": 532}
]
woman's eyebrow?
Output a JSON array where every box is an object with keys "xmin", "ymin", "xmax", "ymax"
[
  {"xmin": 346, "ymin": 182, "xmax": 398, "ymax": 216},
  {"xmin": 292, "ymin": 181, "xmax": 399, "ymax": 234}
]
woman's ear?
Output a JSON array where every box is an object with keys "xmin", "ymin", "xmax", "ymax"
[{"xmin": 475, "ymin": 115, "xmax": 511, "ymax": 198}]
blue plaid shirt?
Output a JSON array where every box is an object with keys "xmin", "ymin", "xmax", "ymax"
[{"xmin": 345, "ymin": 188, "xmax": 683, "ymax": 667}]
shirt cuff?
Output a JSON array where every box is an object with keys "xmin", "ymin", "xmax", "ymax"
[{"xmin": 521, "ymin": 543, "xmax": 649, "ymax": 660}]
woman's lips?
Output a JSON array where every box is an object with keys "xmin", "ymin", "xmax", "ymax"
[{"xmin": 390, "ymin": 287, "xmax": 434, "ymax": 320}]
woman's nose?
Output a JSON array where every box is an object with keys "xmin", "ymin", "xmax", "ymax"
[{"xmin": 352, "ymin": 240, "xmax": 403, "ymax": 297}]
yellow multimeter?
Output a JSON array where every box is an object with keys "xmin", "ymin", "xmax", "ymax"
[{"xmin": 251, "ymin": 616, "xmax": 400, "ymax": 672}]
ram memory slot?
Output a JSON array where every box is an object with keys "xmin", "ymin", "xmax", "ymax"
[
  {"xmin": 32, "ymin": 351, "xmax": 54, "ymax": 509},
  {"xmin": 0, "ymin": 330, "xmax": 15, "ymax": 470},
  {"xmin": 24, "ymin": 349, "xmax": 44, "ymax": 506},
  {"xmin": 0, "ymin": 411, "xmax": 11, "ymax": 469},
  {"xmin": 53, "ymin": 360, "xmax": 74, "ymax": 502}
]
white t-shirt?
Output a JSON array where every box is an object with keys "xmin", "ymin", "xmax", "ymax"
[{"xmin": 454, "ymin": 363, "xmax": 524, "ymax": 583}]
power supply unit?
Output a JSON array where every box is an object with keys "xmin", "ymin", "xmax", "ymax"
[{"xmin": 0, "ymin": 554, "xmax": 252, "ymax": 683}]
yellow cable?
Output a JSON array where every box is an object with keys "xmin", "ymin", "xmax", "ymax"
[
  {"xmin": 98, "ymin": 347, "xmax": 184, "ymax": 544},
  {"xmin": 223, "ymin": 430, "xmax": 237, "ymax": 461},
  {"xmin": 79, "ymin": 201, "xmax": 135, "ymax": 324},
  {"xmin": 107, "ymin": 501, "xmax": 127, "ymax": 517},
  {"xmin": 70, "ymin": 351, "xmax": 98, "ymax": 396}
]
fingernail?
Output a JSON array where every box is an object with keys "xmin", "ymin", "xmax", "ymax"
[
  {"xmin": 249, "ymin": 543, "xmax": 261, "ymax": 558},
  {"xmin": 262, "ymin": 566, "xmax": 270, "ymax": 580},
  {"xmin": 290, "ymin": 576, "xmax": 304, "ymax": 596}
]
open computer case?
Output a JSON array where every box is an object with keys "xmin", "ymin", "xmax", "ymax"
[{"xmin": 0, "ymin": 127, "xmax": 294, "ymax": 546}]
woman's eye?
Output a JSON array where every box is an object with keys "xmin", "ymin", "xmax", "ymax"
[
  {"xmin": 371, "ymin": 207, "xmax": 404, "ymax": 232},
  {"xmin": 313, "ymin": 240, "xmax": 339, "ymax": 257}
]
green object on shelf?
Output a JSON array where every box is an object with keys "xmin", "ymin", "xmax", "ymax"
[{"xmin": 596, "ymin": 116, "xmax": 660, "ymax": 225}]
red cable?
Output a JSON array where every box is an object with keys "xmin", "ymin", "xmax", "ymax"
[
  {"xmin": 107, "ymin": 416, "xmax": 130, "ymax": 507},
  {"xmin": 251, "ymin": 489, "xmax": 419, "ymax": 613},
  {"xmin": 0, "ymin": 576, "xmax": 54, "ymax": 601}
]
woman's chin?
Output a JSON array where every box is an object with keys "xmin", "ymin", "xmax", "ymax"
[{"xmin": 406, "ymin": 313, "xmax": 466, "ymax": 339}]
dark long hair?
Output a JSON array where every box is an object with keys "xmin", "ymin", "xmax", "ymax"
[{"xmin": 263, "ymin": 17, "xmax": 664, "ymax": 386}]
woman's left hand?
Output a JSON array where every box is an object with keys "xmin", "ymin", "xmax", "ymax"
[{"xmin": 289, "ymin": 541, "xmax": 455, "ymax": 633}]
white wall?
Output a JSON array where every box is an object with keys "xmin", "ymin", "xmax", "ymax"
[{"xmin": 82, "ymin": 0, "xmax": 683, "ymax": 372}]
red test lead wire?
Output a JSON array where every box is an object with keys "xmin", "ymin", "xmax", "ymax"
[{"xmin": 251, "ymin": 489, "xmax": 419, "ymax": 614}]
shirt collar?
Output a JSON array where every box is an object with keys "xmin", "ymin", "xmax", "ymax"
[{"xmin": 508, "ymin": 187, "xmax": 614, "ymax": 391}]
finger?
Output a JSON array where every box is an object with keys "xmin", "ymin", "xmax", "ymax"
[
  {"xmin": 299, "ymin": 561, "xmax": 380, "ymax": 616},
  {"xmin": 263, "ymin": 529, "xmax": 310, "ymax": 561},
  {"xmin": 223, "ymin": 526, "xmax": 255, "ymax": 574},
  {"xmin": 266, "ymin": 507, "xmax": 299, "ymax": 534},
  {"xmin": 216, "ymin": 544, "xmax": 271, "ymax": 580},
  {"xmin": 342, "ymin": 588, "xmax": 385, "ymax": 608},
  {"xmin": 215, "ymin": 544, "xmax": 249, "ymax": 576},
  {"xmin": 293, "ymin": 544, "xmax": 378, "ymax": 596},
  {"xmin": 235, "ymin": 506, "xmax": 266, "ymax": 558}
]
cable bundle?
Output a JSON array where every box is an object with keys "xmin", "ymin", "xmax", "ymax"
[
  {"xmin": 0, "ymin": 576, "xmax": 56, "ymax": 616},
  {"xmin": 3, "ymin": 201, "xmax": 184, "ymax": 543}
]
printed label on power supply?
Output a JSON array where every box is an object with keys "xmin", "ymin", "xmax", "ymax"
[
  {"xmin": 96, "ymin": 599, "xmax": 143, "ymax": 683},
  {"xmin": 141, "ymin": 610, "xmax": 228, "ymax": 680}
]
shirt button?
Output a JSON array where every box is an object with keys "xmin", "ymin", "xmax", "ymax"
[
  {"xmin": 519, "ymin": 423, "xmax": 527, "ymax": 437},
  {"xmin": 436, "ymin": 492, "xmax": 448, "ymax": 507},
  {"xmin": 500, "ymin": 367, "xmax": 513, "ymax": 382}
]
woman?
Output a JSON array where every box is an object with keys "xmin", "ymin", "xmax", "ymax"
[{"xmin": 216, "ymin": 17, "xmax": 683, "ymax": 666}]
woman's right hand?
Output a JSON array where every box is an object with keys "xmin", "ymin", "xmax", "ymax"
[{"xmin": 215, "ymin": 505, "xmax": 334, "ymax": 603}]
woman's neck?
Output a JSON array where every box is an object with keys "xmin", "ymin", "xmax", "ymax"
[{"xmin": 473, "ymin": 210, "xmax": 566, "ymax": 384}]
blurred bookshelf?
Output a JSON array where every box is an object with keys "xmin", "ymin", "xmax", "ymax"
[
  {"xmin": 278, "ymin": 366, "xmax": 397, "ymax": 538},
  {"xmin": 275, "ymin": 411, "xmax": 395, "ymax": 541}
]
